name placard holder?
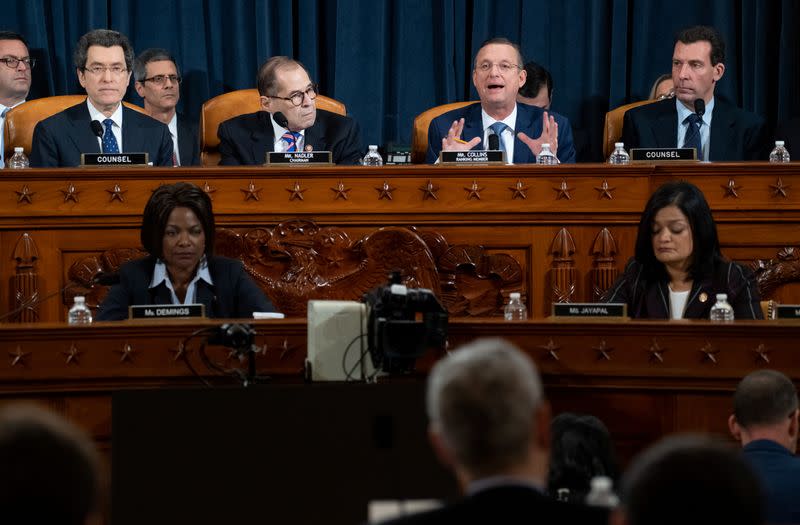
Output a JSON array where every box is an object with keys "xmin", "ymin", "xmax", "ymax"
[
  {"xmin": 440, "ymin": 150, "xmax": 506, "ymax": 165},
  {"xmin": 551, "ymin": 302, "xmax": 628, "ymax": 319},
  {"xmin": 266, "ymin": 151, "xmax": 333, "ymax": 166},
  {"xmin": 630, "ymin": 148, "xmax": 697, "ymax": 162},
  {"xmin": 81, "ymin": 152, "xmax": 149, "ymax": 167},
  {"xmin": 775, "ymin": 305, "xmax": 800, "ymax": 319},
  {"xmin": 128, "ymin": 304, "xmax": 205, "ymax": 319}
]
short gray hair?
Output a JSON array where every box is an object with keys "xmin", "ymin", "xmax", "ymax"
[
  {"xmin": 133, "ymin": 47, "xmax": 178, "ymax": 82},
  {"xmin": 73, "ymin": 29, "xmax": 134, "ymax": 71},
  {"xmin": 734, "ymin": 369, "xmax": 799, "ymax": 428},
  {"xmin": 426, "ymin": 337, "xmax": 543, "ymax": 477}
]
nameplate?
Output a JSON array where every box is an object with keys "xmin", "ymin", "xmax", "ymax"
[
  {"xmin": 630, "ymin": 148, "xmax": 696, "ymax": 161},
  {"xmin": 552, "ymin": 302, "xmax": 628, "ymax": 318},
  {"xmin": 128, "ymin": 304, "xmax": 205, "ymax": 319},
  {"xmin": 775, "ymin": 305, "xmax": 800, "ymax": 319},
  {"xmin": 440, "ymin": 150, "xmax": 505, "ymax": 164},
  {"xmin": 81, "ymin": 152, "xmax": 149, "ymax": 166},
  {"xmin": 266, "ymin": 151, "xmax": 333, "ymax": 166}
]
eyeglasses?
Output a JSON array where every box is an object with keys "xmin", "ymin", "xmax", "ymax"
[
  {"xmin": 142, "ymin": 74, "xmax": 182, "ymax": 86},
  {"xmin": 656, "ymin": 91, "xmax": 676, "ymax": 101},
  {"xmin": 270, "ymin": 84, "xmax": 318, "ymax": 107},
  {"xmin": 476, "ymin": 61, "xmax": 521, "ymax": 74},
  {"xmin": 83, "ymin": 65, "xmax": 128, "ymax": 76},
  {"xmin": 0, "ymin": 57, "xmax": 35, "ymax": 69}
]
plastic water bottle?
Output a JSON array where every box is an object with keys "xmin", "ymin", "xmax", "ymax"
[
  {"xmin": 504, "ymin": 292, "xmax": 527, "ymax": 321},
  {"xmin": 536, "ymin": 143, "xmax": 558, "ymax": 165},
  {"xmin": 7, "ymin": 147, "xmax": 29, "ymax": 169},
  {"xmin": 769, "ymin": 141, "xmax": 790, "ymax": 163},
  {"xmin": 585, "ymin": 476, "xmax": 619, "ymax": 508},
  {"xmin": 68, "ymin": 296, "xmax": 93, "ymax": 325},
  {"xmin": 362, "ymin": 145, "xmax": 383, "ymax": 166},
  {"xmin": 709, "ymin": 293, "xmax": 734, "ymax": 321},
  {"xmin": 608, "ymin": 142, "xmax": 630, "ymax": 164}
]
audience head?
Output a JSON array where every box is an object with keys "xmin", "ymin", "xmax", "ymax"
[
  {"xmin": 134, "ymin": 47, "xmax": 181, "ymax": 116},
  {"xmin": 618, "ymin": 435, "xmax": 763, "ymax": 525},
  {"xmin": 0, "ymin": 403, "xmax": 103, "ymax": 525},
  {"xmin": 257, "ymin": 56, "xmax": 318, "ymax": 132},
  {"xmin": 648, "ymin": 73, "xmax": 674, "ymax": 100},
  {"xmin": 635, "ymin": 181, "xmax": 721, "ymax": 282},
  {"xmin": 517, "ymin": 61, "xmax": 552, "ymax": 109},
  {"xmin": 74, "ymin": 29, "xmax": 134, "ymax": 115},
  {"xmin": 672, "ymin": 25, "xmax": 725, "ymax": 108},
  {"xmin": 426, "ymin": 337, "xmax": 548, "ymax": 487},
  {"xmin": 472, "ymin": 37, "xmax": 527, "ymax": 119},
  {"xmin": 729, "ymin": 369, "xmax": 799, "ymax": 453},
  {"xmin": 548, "ymin": 412, "xmax": 618, "ymax": 502},
  {"xmin": 0, "ymin": 31, "xmax": 32, "ymax": 106}
]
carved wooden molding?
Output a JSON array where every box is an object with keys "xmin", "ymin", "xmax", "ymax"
[
  {"xmin": 752, "ymin": 247, "xmax": 800, "ymax": 299},
  {"xmin": 550, "ymin": 228, "xmax": 576, "ymax": 303},
  {"xmin": 590, "ymin": 228, "xmax": 618, "ymax": 301},
  {"xmin": 10, "ymin": 233, "xmax": 40, "ymax": 323}
]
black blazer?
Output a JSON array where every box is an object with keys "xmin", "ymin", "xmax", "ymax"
[
  {"xmin": 96, "ymin": 255, "xmax": 274, "ymax": 321},
  {"xmin": 177, "ymin": 113, "xmax": 200, "ymax": 166},
  {"xmin": 621, "ymin": 97, "xmax": 768, "ymax": 161},
  {"xmin": 216, "ymin": 109, "xmax": 363, "ymax": 165},
  {"xmin": 30, "ymin": 101, "xmax": 174, "ymax": 167}
]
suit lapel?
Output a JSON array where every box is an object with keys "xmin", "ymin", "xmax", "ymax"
[
  {"xmin": 304, "ymin": 113, "xmax": 326, "ymax": 151},
  {"xmin": 65, "ymin": 103, "xmax": 102, "ymax": 155},
  {"xmin": 195, "ymin": 280, "xmax": 217, "ymax": 317},
  {"xmin": 682, "ymin": 276, "xmax": 715, "ymax": 319},
  {"xmin": 251, "ymin": 112, "xmax": 275, "ymax": 164},
  {"xmin": 461, "ymin": 104, "xmax": 484, "ymax": 148},
  {"xmin": 652, "ymin": 102, "xmax": 678, "ymax": 148},
  {"xmin": 148, "ymin": 283, "xmax": 173, "ymax": 305},
  {"xmin": 177, "ymin": 115, "xmax": 193, "ymax": 164},
  {"xmin": 709, "ymin": 99, "xmax": 733, "ymax": 161},
  {"xmin": 513, "ymin": 103, "xmax": 537, "ymax": 164}
]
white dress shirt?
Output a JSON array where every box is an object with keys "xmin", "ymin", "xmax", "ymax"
[
  {"xmin": 481, "ymin": 106, "xmax": 517, "ymax": 164},
  {"xmin": 676, "ymin": 97, "xmax": 715, "ymax": 161},
  {"xmin": 150, "ymin": 256, "xmax": 214, "ymax": 305}
]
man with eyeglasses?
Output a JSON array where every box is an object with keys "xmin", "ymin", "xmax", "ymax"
[
  {"xmin": 134, "ymin": 48, "xmax": 199, "ymax": 166},
  {"xmin": 217, "ymin": 56, "xmax": 363, "ymax": 165},
  {"xmin": 426, "ymin": 37, "xmax": 575, "ymax": 164},
  {"xmin": 0, "ymin": 31, "xmax": 33, "ymax": 167},
  {"xmin": 30, "ymin": 29, "xmax": 173, "ymax": 167}
]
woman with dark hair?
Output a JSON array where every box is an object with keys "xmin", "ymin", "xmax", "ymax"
[
  {"xmin": 97, "ymin": 182, "xmax": 273, "ymax": 320},
  {"xmin": 602, "ymin": 181, "xmax": 761, "ymax": 319}
]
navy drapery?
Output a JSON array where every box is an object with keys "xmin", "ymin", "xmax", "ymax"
[{"xmin": 1, "ymin": 0, "xmax": 798, "ymax": 161}]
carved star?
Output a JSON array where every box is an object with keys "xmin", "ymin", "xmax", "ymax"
[
  {"xmin": 509, "ymin": 180, "xmax": 529, "ymax": 200},
  {"xmin": 594, "ymin": 180, "xmax": 615, "ymax": 200},
  {"xmin": 105, "ymin": 183, "xmax": 127, "ymax": 202},
  {"xmin": 241, "ymin": 180, "xmax": 262, "ymax": 201},
  {"xmin": 753, "ymin": 343, "xmax": 770, "ymax": 364},
  {"xmin": 62, "ymin": 343, "xmax": 82, "ymax": 365},
  {"xmin": 721, "ymin": 178, "xmax": 741, "ymax": 198},
  {"xmin": 770, "ymin": 177, "xmax": 790, "ymax": 198},
  {"xmin": 279, "ymin": 339, "xmax": 296, "ymax": 361},
  {"xmin": 60, "ymin": 182, "xmax": 80, "ymax": 203},
  {"xmin": 169, "ymin": 341, "xmax": 188, "ymax": 361},
  {"xmin": 14, "ymin": 185, "xmax": 35, "ymax": 204},
  {"xmin": 331, "ymin": 180, "xmax": 351, "ymax": 200},
  {"xmin": 593, "ymin": 339, "xmax": 614, "ymax": 361},
  {"xmin": 699, "ymin": 342, "xmax": 719, "ymax": 364},
  {"xmin": 464, "ymin": 180, "xmax": 484, "ymax": 200},
  {"xmin": 375, "ymin": 180, "xmax": 396, "ymax": 200},
  {"xmin": 286, "ymin": 181, "xmax": 307, "ymax": 201},
  {"xmin": 202, "ymin": 181, "xmax": 217, "ymax": 199},
  {"xmin": 646, "ymin": 338, "xmax": 667, "ymax": 363},
  {"xmin": 553, "ymin": 179, "xmax": 574, "ymax": 200},
  {"xmin": 115, "ymin": 342, "xmax": 137, "ymax": 363},
  {"xmin": 419, "ymin": 180, "xmax": 439, "ymax": 200},
  {"xmin": 538, "ymin": 338, "xmax": 561, "ymax": 361},
  {"xmin": 8, "ymin": 346, "xmax": 30, "ymax": 367}
]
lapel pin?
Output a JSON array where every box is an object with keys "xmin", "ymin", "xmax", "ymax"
[
  {"xmin": 699, "ymin": 292, "xmax": 708, "ymax": 303},
  {"xmin": 305, "ymin": 145, "xmax": 313, "ymax": 152}
]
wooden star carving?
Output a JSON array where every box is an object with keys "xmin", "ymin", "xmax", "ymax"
[
  {"xmin": 419, "ymin": 180, "xmax": 439, "ymax": 200},
  {"xmin": 279, "ymin": 339, "xmax": 296, "ymax": 361},
  {"xmin": 594, "ymin": 180, "xmax": 615, "ymax": 200},
  {"xmin": 331, "ymin": 180, "xmax": 351, "ymax": 200},
  {"xmin": 509, "ymin": 180, "xmax": 529, "ymax": 200},
  {"xmin": 60, "ymin": 182, "xmax": 80, "ymax": 203},
  {"xmin": 15, "ymin": 185, "xmax": 35, "ymax": 204},
  {"xmin": 770, "ymin": 177, "xmax": 790, "ymax": 198},
  {"xmin": 62, "ymin": 343, "xmax": 82, "ymax": 365},
  {"xmin": 646, "ymin": 338, "xmax": 667, "ymax": 363},
  {"xmin": 9, "ymin": 346, "xmax": 30, "ymax": 367},
  {"xmin": 202, "ymin": 181, "xmax": 217, "ymax": 199},
  {"xmin": 375, "ymin": 180, "xmax": 396, "ymax": 200},
  {"xmin": 593, "ymin": 339, "xmax": 614, "ymax": 361},
  {"xmin": 538, "ymin": 338, "xmax": 561, "ymax": 361},
  {"xmin": 105, "ymin": 183, "xmax": 127, "ymax": 202},
  {"xmin": 169, "ymin": 341, "xmax": 188, "ymax": 362},
  {"xmin": 753, "ymin": 343, "xmax": 770, "ymax": 364},
  {"xmin": 287, "ymin": 181, "xmax": 307, "ymax": 201},
  {"xmin": 115, "ymin": 342, "xmax": 137, "ymax": 363},
  {"xmin": 721, "ymin": 179, "xmax": 741, "ymax": 198},
  {"xmin": 241, "ymin": 180, "xmax": 262, "ymax": 201},
  {"xmin": 464, "ymin": 180, "xmax": 484, "ymax": 200},
  {"xmin": 553, "ymin": 179, "xmax": 574, "ymax": 200},
  {"xmin": 699, "ymin": 342, "xmax": 720, "ymax": 364}
]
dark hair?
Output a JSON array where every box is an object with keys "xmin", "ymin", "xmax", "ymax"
[
  {"xmin": 0, "ymin": 31, "xmax": 28, "ymax": 48},
  {"xmin": 0, "ymin": 404, "xmax": 102, "ymax": 525},
  {"xmin": 519, "ymin": 61, "xmax": 553, "ymax": 101},
  {"xmin": 634, "ymin": 181, "xmax": 722, "ymax": 282},
  {"xmin": 734, "ymin": 369, "xmax": 799, "ymax": 428},
  {"xmin": 133, "ymin": 47, "xmax": 178, "ymax": 82},
  {"xmin": 622, "ymin": 435, "xmax": 763, "ymax": 525},
  {"xmin": 73, "ymin": 29, "xmax": 134, "ymax": 70},
  {"xmin": 257, "ymin": 56, "xmax": 308, "ymax": 97},
  {"xmin": 547, "ymin": 413, "xmax": 618, "ymax": 502},
  {"xmin": 675, "ymin": 25, "xmax": 725, "ymax": 66},
  {"xmin": 474, "ymin": 37, "xmax": 524, "ymax": 69},
  {"xmin": 141, "ymin": 182, "xmax": 215, "ymax": 258}
]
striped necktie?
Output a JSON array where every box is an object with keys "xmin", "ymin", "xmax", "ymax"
[{"xmin": 281, "ymin": 131, "xmax": 301, "ymax": 152}]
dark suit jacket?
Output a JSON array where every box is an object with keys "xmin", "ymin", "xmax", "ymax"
[
  {"xmin": 96, "ymin": 255, "xmax": 274, "ymax": 321},
  {"xmin": 602, "ymin": 257, "xmax": 762, "ymax": 319},
  {"xmin": 30, "ymin": 102, "xmax": 174, "ymax": 167},
  {"xmin": 743, "ymin": 439, "xmax": 800, "ymax": 525},
  {"xmin": 379, "ymin": 485, "xmax": 608, "ymax": 525},
  {"xmin": 426, "ymin": 102, "xmax": 576, "ymax": 164},
  {"xmin": 177, "ymin": 113, "xmax": 200, "ymax": 166},
  {"xmin": 217, "ymin": 109, "xmax": 363, "ymax": 165},
  {"xmin": 621, "ymin": 97, "xmax": 767, "ymax": 161}
]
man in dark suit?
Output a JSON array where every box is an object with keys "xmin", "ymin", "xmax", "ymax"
[
  {"xmin": 622, "ymin": 25, "xmax": 767, "ymax": 161},
  {"xmin": 0, "ymin": 31, "xmax": 33, "ymax": 167},
  {"xmin": 728, "ymin": 369, "xmax": 800, "ymax": 524},
  {"xmin": 217, "ymin": 56, "xmax": 362, "ymax": 165},
  {"xmin": 426, "ymin": 38, "xmax": 575, "ymax": 164},
  {"xmin": 134, "ymin": 47, "xmax": 199, "ymax": 166},
  {"xmin": 30, "ymin": 29, "xmax": 173, "ymax": 168},
  {"xmin": 380, "ymin": 338, "xmax": 607, "ymax": 525}
]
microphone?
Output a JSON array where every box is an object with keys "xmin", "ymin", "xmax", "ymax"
[
  {"xmin": 273, "ymin": 112, "xmax": 289, "ymax": 129},
  {"xmin": 488, "ymin": 133, "xmax": 500, "ymax": 151},
  {"xmin": 91, "ymin": 120, "xmax": 105, "ymax": 153},
  {"xmin": 694, "ymin": 98, "xmax": 705, "ymax": 118}
]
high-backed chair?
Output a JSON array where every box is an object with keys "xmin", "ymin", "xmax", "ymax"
[
  {"xmin": 411, "ymin": 101, "xmax": 477, "ymax": 164},
  {"xmin": 602, "ymin": 99, "xmax": 660, "ymax": 159},
  {"xmin": 4, "ymin": 95, "xmax": 148, "ymax": 161},
  {"xmin": 199, "ymin": 88, "xmax": 347, "ymax": 166}
]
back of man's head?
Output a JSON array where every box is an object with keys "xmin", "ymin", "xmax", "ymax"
[
  {"xmin": 620, "ymin": 435, "xmax": 763, "ymax": 525},
  {"xmin": 734, "ymin": 369, "xmax": 798, "ymax": 428},
  {"xmin": 0, "ymin": 404, "xmax": 102, "ymax": 525},
  {"xmin": 426, "ymin": 337, "xmax": 543, "ymax": 479},
  {"xmin": 518, "ymin": 61, "xmax": 553, "ymax": 103}
]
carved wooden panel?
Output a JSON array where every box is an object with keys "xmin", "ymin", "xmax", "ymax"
[
  {"xmin": 550, "ymin": 228, "xmax": 577, "ymax": 304},
  {"xmin": 590, "ymin": 228, "xmax": 619, "ymax": 301},
  {"xmin": 8, "ymin": 233, "xmax": 39, "ymax": 322}
]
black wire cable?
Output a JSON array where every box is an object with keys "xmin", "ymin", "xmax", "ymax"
[
  {"xmin": 341, "ymin": 332, "xmax": 370, "ymax": 381},
  {"xmin": 179, "ymin": 327, "xmax": 219, "ymax": 387}
]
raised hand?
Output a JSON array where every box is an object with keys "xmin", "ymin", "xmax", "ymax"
[
  {"xmin": 442, "ymin": 118, "xmax": 481, "ymax": 151},
  {"xmin": 518, "ymin": 111, "xmax": 559, "ymax": 157}
]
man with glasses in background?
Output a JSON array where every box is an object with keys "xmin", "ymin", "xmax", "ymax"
[
  {"xmin": 217, "ymin": 56, "xmax": 363, "ymax": 165},
  {"xmin": 134, "ymin": 48, "xmax": 199, "ymax": 166},
  {"xmin": 0, "ymin": 31, "xmax": 33, "ymax": 167},
  {"xmin": 30, "ymin": 29, "xmax": 173, "ymax": 167}
]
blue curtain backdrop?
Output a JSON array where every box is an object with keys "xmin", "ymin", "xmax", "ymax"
[{"xmin": 1, "ymin": 0, "xmax": 797, "ymax": 161}]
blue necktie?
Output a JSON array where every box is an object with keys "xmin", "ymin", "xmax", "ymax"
[
  {"xmin": 102, "ymin": 118, "xmax": 120, "ymax": 154},
  {"xmin": 488, "ymin": 122, "xmax": 508, "ymax": 156},
  {"xmin": 682, "ymin": 113, "xmax": 702, "ymax": 159},
  {"xmin": 281, "ymin": 131, "xmax": 301, "ymax": 152}
]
